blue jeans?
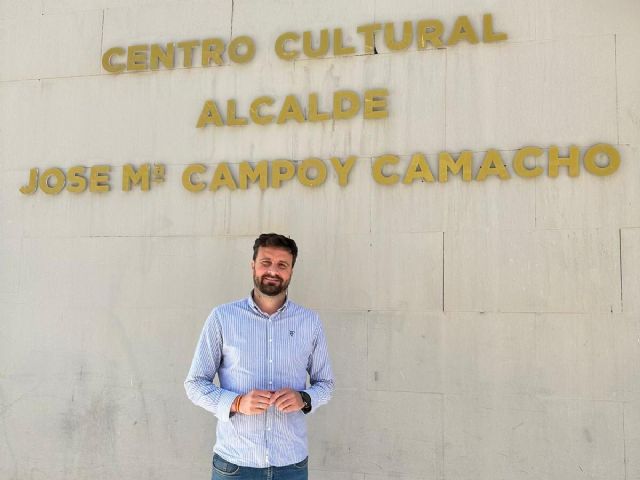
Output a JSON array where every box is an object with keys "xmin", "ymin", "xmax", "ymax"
[{"xmin": 212, "ymin": 454, "xmax": 308, "ymax": 480}]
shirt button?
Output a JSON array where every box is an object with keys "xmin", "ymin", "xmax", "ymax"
[
  {"xmin": 269, "ymin": 359, "xmax": 272, "ymax": 363},
  {"xmin": 269, "ymin": 339, "xmax": 272, "ymax": 342},
  {"xmin": 268, "ymin": 381, "xmax": 272, "ymax": 384}
]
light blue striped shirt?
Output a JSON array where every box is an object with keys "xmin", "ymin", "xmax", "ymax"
[{"xmin": 184, "ymin": 294, "xmax": 334, "ymax": 468}]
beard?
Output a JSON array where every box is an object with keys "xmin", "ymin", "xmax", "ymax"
[{"xmin": 253, "ymin": 273, "xmax": 290, "ymax": 296}]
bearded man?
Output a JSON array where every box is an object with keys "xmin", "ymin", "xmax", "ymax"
[{"xmin": 185, "ymin": 233, "xmax": 334, "ymax": 480}]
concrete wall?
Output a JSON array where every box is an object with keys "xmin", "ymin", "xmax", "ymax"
[{"xmin": 1, "ymin": 0, "xmax": 639, "ymax": 479}]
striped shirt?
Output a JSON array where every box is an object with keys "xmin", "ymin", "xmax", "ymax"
[{"xmin": 184, "ymin": 294, "xmax": 334, "ymax": 468}]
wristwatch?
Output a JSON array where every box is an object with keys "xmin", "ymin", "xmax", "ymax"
[{"xmin": 299, "ymin": 391, "xmax": 312, "ymax": 414}]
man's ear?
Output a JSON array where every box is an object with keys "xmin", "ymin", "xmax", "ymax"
[{"xmin": 251, "ymin": 260, "xmax": 255, "ymax": 270}]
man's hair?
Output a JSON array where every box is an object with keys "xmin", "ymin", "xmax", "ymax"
[{"xmin": 253, "ymin": 233, "xmax": 298, "ymax": 267}]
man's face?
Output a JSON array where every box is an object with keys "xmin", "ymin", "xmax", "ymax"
[{"xmin": 252, "ymin": 246, "xmax": 294, "ymax": 296}]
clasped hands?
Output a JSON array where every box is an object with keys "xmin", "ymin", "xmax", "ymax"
[{"xmin": 232, "ymin": 388, "xmax": 303, "ymax": 415}]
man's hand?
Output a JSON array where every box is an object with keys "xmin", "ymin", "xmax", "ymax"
[
  {"xmin": 237, "ymin": 390, "xmax": 273, "ymax": 415},
  {"xmin": 270, "ymin": 388, "xmax": 304, "ymax": 413}
]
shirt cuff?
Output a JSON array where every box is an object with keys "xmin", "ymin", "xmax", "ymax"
[
  {"xmin": 303, "ymin": 389, "xmax": 317, "ymax": 414},
  {"xmin": 217, "ymin": 390, "xmax": 240, "ymax": 422}
]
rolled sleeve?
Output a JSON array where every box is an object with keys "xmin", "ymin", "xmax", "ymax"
[
  {"xmin": 184, "ymin": 311, "xmax": 239, "ymax": 422},
  {"xmin": 303, "ymin": 315, "xmax": 335, "ymax": 413}
]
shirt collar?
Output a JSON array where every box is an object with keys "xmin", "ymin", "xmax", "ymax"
[{"xmin": 247, "ymin": 290, "xmax": 290, "ymax": 316}]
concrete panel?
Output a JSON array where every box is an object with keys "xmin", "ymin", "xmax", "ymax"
[
  {"xmin": 223, "ymin": 154, "xmax": 372, "ymax": 237},
  {"xmin": 367, "ymin": 311, "xmax": 444, "ymax": 393},
  {"xmin": 371, "ymin": 232, "xmax": 443, "ymax": 311},
  {"xmin": 533, "ymin": 314, "xmax": 628, "ymax": 401},
  {"xmin": 0, "ymin": 238, "xmax": 21, "ymax": 297},
  {"xmin": 443, "ymin": 312, "xmax": 536, "ymax": 396},
  {"xmin": 445, "ymin": 36, "xmax": 617, "ymax": 152},
  {"xmin": 622, "ymin": 228, "xmax": 640, "ymax": 313},
  {"xmin": 618, "ymin": 313, "xmax": 640, "ymax": 402},
  {"xmin": 42, "ymin": 0, "xmax": 196, "ymax": 15},
  {"xmin": 536, "ymin": 0, "xmax": 640, "ymax": 39},
  {"xmin": 0, "ymin": 11, "xmax": 103, "ymax": 81},
  {"xmin": 289, "ymin": 233, "xmax": 373, "ymax": 311},
  {"xmin": 444, "ymin": 394, "xmax": 625, "ymax": 480},
  {"xmin": 310, "ymin": 472, "xmax": 364, "ymax": 480},
  {"xmin": 369, "ymin": 151, "xmax": 537, "ymax": 233},
  {"xmin": 102, "ymin": 1, "xmax": 232, "ymax": 57},
  {"xmin": 617, "ymin": 34, "xmax": 640, "ymax": 145},
  {"xmin": 535, "ymin": 146, "xmax": 640, "ymax": 229},
  {"xmin": 0, "ymin": 81, "xmax": 42, "ymax": 170},
  {"xmin": 231, "ymin": 0, "xmax": 375, "ymax": 66},
  {"xmin": 445, "ymin": 229, "xmax": 621, "ymax": 313},
  {"xmin": 626, "ymin": 401, "xmax": 640, "ymax": 480},
  {"xmin": 372, "ymin": 0, "xmax": 535, "ymax": 54},
  {"xmin": 18, "ymin": 236, "xmax": 254, "ymax": 311},
  {"xmin": 10, "ymin": 63, "xmax": 298, "ymax": 169},
  {"xmin": 308, "ymin": 390, "xmax": 443, "ymax": 476},
  {"xmin": 291, "ymin": 50, "xmax": 446, "ymax": 158},
  {"xmin": 0, "ymin": 375, "xmax": 211, "ymax": 479},
  {"xmin": 12, "ymin": 164, "xmax": 227, "ymax": 238},
  {"xmin": 317, "ymin": 311, "xmax": 367, "ymax": 391},
  {"xmin": 0, "ymin": 1, "xmax": 41, "ymax": 19}
]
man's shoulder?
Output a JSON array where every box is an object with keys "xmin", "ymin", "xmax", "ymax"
[
  {"xmin": 285, "ymin": 299, "xmax": 321, "ymax": 322},
  {"xmin": 209, "ymin": 297, "xmax": 252, "ymax": 318}
]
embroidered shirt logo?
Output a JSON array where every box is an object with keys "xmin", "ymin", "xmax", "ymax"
[{"xmin": 289, "ymin": 330, "xmax": 295, "ymax": 337}]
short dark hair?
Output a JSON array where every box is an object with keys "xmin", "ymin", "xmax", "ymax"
[{"xmin": 253, "ymin": 233, "xmax": 298, "ymax": 267}]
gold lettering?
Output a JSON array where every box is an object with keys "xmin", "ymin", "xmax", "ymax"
[
  {"xmin": 209, "ymin": 163, "xmax": 237, "ymax": 191},
  {"xmin": 182, "ymin": 164, "xmax": 207, "ymax": 192},
  {"xmin": 334, "ymin": 28, "xmax": 356, "ymax": 56},
  {"xmin": 482, "ymin": 14, "xmax": 508, "ymax": 43},
  {"xmin": 275, "ymin": 32, "xmax": 300, "ymax": 60},
  {"xmin": 303, "ymin": 29, "xmax": 330, "ymax": 58},
  {"xmin": 298, "ymin": 158, "xmax": 327, "ymax": 187},
  {"xmin": 197, "ymin": 100, "xmax": 225, "ymax": 128},
  {"xmin": 364, "ymin": 88, "xmax": 389, "ymax": 120},
  {"xmin": 330, "ymin": 156, "xmax": 357, "ymax": 186},
  {"xmin": 583, "ymin": 143, "xmax": 621, "ymax": 176},
  {"xmin": 308, "ymin": 93, "xmax": 331, "ymax": 122},
  {"xmin": 250, "ymin": 96, "xmax": 275, "ymax": 125},
  {"xmin": 202, "ymin": 38, "xmax": 225, "ymax": 66},
  {"xmin": 271, "ymin": 160, "xmax": 295, "ymax": 188},
  {"xmin": 372, "ymin": 154, "xmax": 400, "ymax": 185},
  {"xmin": 277, "ymin": 95, "xmax": 305, "ymax": 124},
  {"xmin": 447, "ymin": 15, "xmax": 479, "ymax": 46},
  {"xmin": 229, "ymin": 36, "xmax": 255, "ymax": 64},
  {"xmin": 127, "ymin": 44, "xmax": 148, "ymax": 71},
  {"xmin": 227, "ymin": 100, "xmax": 249, "ymax": 126},
  {"xmin": 548, "ymin": 145, "xmax": 580, "ymax": 177},
  {"xmin": 438, "ymin": 150, "xmax": 472, "ymax": 182},
  {"xmin": 403, "ymin": 153, "xmax": 435, "ymax": 184},
  {"xmin": 384, "ymin": 21, "xmax": 413, "ymax": 51},
  {"xmin": 417, "ymin": 19, "xmax": 444, "ymax": 49},
  {"xmin": 238, "ymin": 161, "xmax": 268, "ymax": 190},
  {"xmin": 476, "ymin": 149, "xmax": 510, "ymax": 181},
  {"xmin": 102, "ymin": 47, "xmax": 126, "ymax": 73},
  {"xmin": 150, "ymin": 43, "xmax": 175, "ymax": 70},
  {"xmin": 177, "ymin": 40, "xmax": 199, "ymax": 68},
  {"xmin": 89, "ymin": 165, "xmax": 111, "ymax": 193},
  {"xmin": 333, "ymin": 90, "xmax": 360, "ymax": 120},
  {"xmin": 39, "ymin": 168, "xmax": 66, "ymax": 195},
  {"xmin": 513, "ymin": 147, "xmax": 544, "ymax": 178},
  {"xmin": 122, "ymin": 164, "xmax": 150, "ymax": 191},
  {"xmin": 356, "ymin": 23, "xmax": 382, "ymax": 54},
  {"xmin": 20, "ymin": 168, "xmax": 39, "ymax": 194},
  {"xmin": 67, "ymin": 166, "xmax": 88, "ymax": 193}
]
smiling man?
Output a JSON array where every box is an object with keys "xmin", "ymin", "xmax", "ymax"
[{"xmin": 185, "ymin": 233, "xmax": 334, "ymax": 480}]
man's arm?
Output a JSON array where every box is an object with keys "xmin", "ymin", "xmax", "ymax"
[
  {"xmin": 184, "ymin": 310, "xmax": 238, "ymax": 422},
  {"xmin": 303, "ymin": 315, "xmax": 335, "ymax": 412}
]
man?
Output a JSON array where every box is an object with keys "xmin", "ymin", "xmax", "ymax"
[{"xmin": 185, "ymin": 233, "xmax": 334, "ymax": 480}]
